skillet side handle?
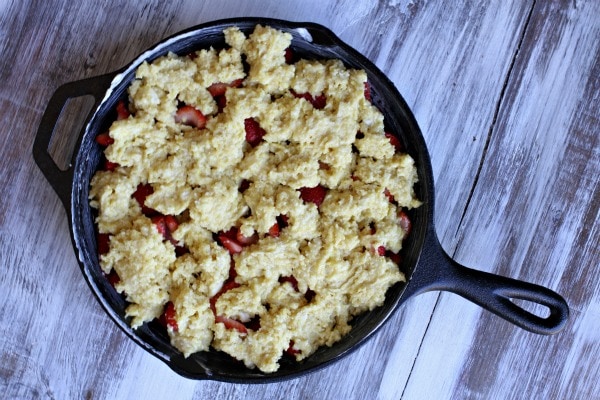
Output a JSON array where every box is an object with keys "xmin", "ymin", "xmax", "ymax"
[
  {"xmin": 409, "ymin": 229, "xmax": 569, "ymax": 335},
  {"xmin": 32, "ymin": 73, "xmax": 115, "ymax": 210}
]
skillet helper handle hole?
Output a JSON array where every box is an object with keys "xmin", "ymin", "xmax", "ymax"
[
  {"xmin": 33, "ymin": 73, "xmax": 114, "ymax": 208},
  {"xmin": 450, "ymin": 265, "xmax": 570, "ymax": 335}
]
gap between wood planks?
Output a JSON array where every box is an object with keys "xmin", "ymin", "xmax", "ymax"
[{"xmin": 398, "ymin": 2, "xmax": 537, "ymax": 398}]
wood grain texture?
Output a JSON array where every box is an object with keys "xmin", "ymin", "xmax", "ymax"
[{"xmin": 1, "ymin": 0, "xmax": 598, "ymax": 399}]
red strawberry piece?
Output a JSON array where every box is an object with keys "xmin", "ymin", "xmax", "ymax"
[
  {"xmin": 385, "ymin": 132, "xmax": 403, "ymax": 152},
  {"xmin": 104, "ymin": 159, "xmax": 119, "ymax": 171},
  {"xmin": 290, "ymin": 90, "xmax": 326, "ymax": 109},
  {"xmin": 364, "ymin": 81, "xmax": 372, "ymax": 102},
  {"xmin": 398, "ymin": 210, "xmax": 412, "ymax": 235},
  {"xmin": 207, "ymin": 79, "xmax": 244, "ymax": 97},
  {"xmin": 304, "ymin": 288, "xmax": 316, "ymax": 303},
  {"xmin": 159, "ymin": 301, "xmax": 178, "ymax": 332},
  {"xmin": 215, "ymin": 95, "xmax": 227, "ymax": 112},
  {"xmin": 164, "ymin": 215, "xmax": 179, "ymax": 234},
  {"xmin": 105, "ymin": 269, "xmax": 120, "ymax": 286},
  {"xmin": 284, "ymin": 47, "xmax": 294, "ymax": 64},
  {"xmin": 377, "ymin": 245, "xmax": 386, "ymax": 256},
  {"xmin": 97, "ymin": 233, "xmax": 110, "ymax": 255},
  {"xmin": 298, "ymin": 185, "xmax": 327, "ymax": 207},
  {"xmin": 384, "ymin": 188, "xmax": 395, "ymax": 202},
  {"xmin": 132, "ymin": 183, "xmax": 156, "ymax": 216},
  {"xmin": 279, "ymin": 275, "xmax": 299, "ymax": 292},
  {"xmin": 116, "ymin": 100, "xmax": 130, "ymax": 120},
  {"xmin": 151, "ymin": 215, "xmax": 168, "ymax": 238},
  {"xmin": 268, "ymin": 222, "xmax": 280, "ymax": 238},
  {"xmin": 285, "ymin": 340, "xmax": 301, "ymax": 356},
  {"xmin": 207, "ymin": 82, "xmax": 229, "ymax": 97},
  {"xmin": 244, "ymin": 118, "xmax": 266, "ymax": 147},
  {"xmin": 215, "ymin": 315, "xmax": 248, "ymax": 334},
  {"xmin": 95, "ymin": 132, "xmax": 114, "ymax": 146},
  {"xmin": 269, "ymin": 214, "xmax": 289, "ymax": 238},
  {"xmin": 311, "ymin": 94, "xmax": 326, "ymax": 109},
  {"xmin": 236, "ymin": 230, "xmax": 258, "ymax": 246},
  {"xmin": 175, "ymin": 105, "xmax": 206, "ymax": 129},
  {"xmin": 229, "ymin": 78, "xmax": 244, "ymax": 88},
  {"xmin": 218, "ymin": 235, "xmax": 243, "ymax": 254}
]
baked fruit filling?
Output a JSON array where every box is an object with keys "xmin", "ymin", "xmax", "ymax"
[{"xmin": 89, "ymin": 24, "xmax": 421, "ymax": 373}]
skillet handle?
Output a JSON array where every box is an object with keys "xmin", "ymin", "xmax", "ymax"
[
  {"xmin": 407, "ymin": 228, "xmax": 569, "ymax": 335},
  {"xmin": 32, "ymin": 73, "xmax": 115, "ymax": 210}
]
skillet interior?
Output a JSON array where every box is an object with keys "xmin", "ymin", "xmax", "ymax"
[{"xmin": 70, "ymin": 17, "xmax": 434, "ymax": 382}]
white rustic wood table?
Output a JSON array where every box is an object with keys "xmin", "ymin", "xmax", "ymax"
[{"xmin": 1, "ymin": 1, "xmax": 598, "ymax": 399}]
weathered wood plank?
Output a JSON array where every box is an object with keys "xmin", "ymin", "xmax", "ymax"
[{"xmin": 401, "ymin": 0, "xmax": 600, "ymax": 398}]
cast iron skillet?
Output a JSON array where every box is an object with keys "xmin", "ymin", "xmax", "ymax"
[{"xmin": 33, "ymin": 17, "xmax": 569, "ymax": 383}]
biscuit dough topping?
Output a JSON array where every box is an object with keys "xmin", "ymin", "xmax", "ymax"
[{"xmin": 90, "ymin": 25, "xmax": 421, "ymax": 372}]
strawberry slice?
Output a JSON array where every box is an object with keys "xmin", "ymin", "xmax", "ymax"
[
  {"xmin": 207, "ymin": 82, "xmax": 229, "ymax": 97},
  {"xmin": 97, "ymin": 233, "xmax": 110, "ymax": 255},
  {"xmin": 104, "ymin": 159, "xmax": 119, "ymax": 171},
  {"xmin": 116, "ymin": 100, "xmax": 130, "ymax": 120},
  {"xmin": 151, "ymin": 215, "xmax": 169, "ymax": 237},
  {"xmin": 290, "ymin": 90, "xmax": 326, "ymax": 109},
  {"xmin": 364, "ymin": 81, "xmax": 372, "ymax": 102},
  {"xmin": 385, "ymin": 132, "xmax": 403, "ymax": 152},
  {"xmin": 105, "ymin": 269, "xmax": 120, "ymax": 286},
  {"xmin": 164, "ymin": 215, "xmax": 179, "ymax": 235},
  {"xmin": 159, "ymin": 301, "xmax": 178, "ymax": 332},
  {"xmin": 298, "ymin": 185, "xmax": 327, "ymax": 207},
  {"xmin": 132, "ymin": 183, "xmax": 156, "ymax": 215},
  {"xmin": 285, "ymin": 340, "xmax": 301, "ymax": 356},
  {"xmin": 377, "ymin": 245, "xmax": 386, "ymax": 256},
  {"xmin": 304, "ymin": 288, "xmax": 316, "ymax": 303},
  {"xmin": 207, "ymin": 79, "xmax": 244, "ymax": 97},
  {"xmin": 384, "ymin": 188, "xmax": 395, "ymax": 203},
  {"xmin": 95, "ymin": 132, "xmax": 114, "ymax": 146},
  {"xmin": 215, "ymin": 315, "xmax": 248, "ymax": 334},
  {"xmin": 398, "ymin": 210, "xmax": 412, "ymax": 235},
  {"xmin": 268, "ymin": 222, "xmax": 280, "ymax": 238},
  {"xmin": 244, "ymin": 118, "xmax": 266, "ymax": 147},
  {"xmin": 284, "ymin": 47, "xmax": 294, "ymax": 64},
  {"xmin": 236, "ymin": 230, "xmax": 258, "ymax": 246},
  {"xmin": 152, "ymin": 215, "xmax": 179, "ymax": 245},
  {"xmin": 218, "ymin": 235, "xmax": 243, "ymax": 254},
  {"xmin": 175, "ymin": 105, "xmax": 206, "ymax": 129}
]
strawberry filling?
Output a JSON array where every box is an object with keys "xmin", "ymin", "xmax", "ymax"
[
  {"xmin": 364, "ymin": 81, "xmax": 372, "ymax": 102},
  {"xmin": 285, "ymin": 340, "xmax": 301, "ymax": 356},
  {"xmin": 298, "ymin": 185, "xmax": 327, "ymax": 207},
  {"xmin": 290, "ymin": 89, "xmax": 326, "ymax": 109},
  {"xmin": 95, "ymin": 132, "xmax": 114, "ymax": 146},
  {"xmin": 132, "ymin": 183, "xmax": 157, "ymax": 216},
  {"xmin": 116, "ymin": 100, "xmax": 130, "ymax": 120},
  {"xmin": 385, "ymin": 132, "xmax": 403, "ymax": 152},
  {"xmin": 175, "ymin": 105, "xmax": 206, "ymax": 129},
  {"xmin": 398, "ymin": 210, "xmax": 412, "ymax": 235},
  {"xmin": 244, "ymin": 118, "xmax": 266, "ymax": 147},
  {"xmin": 159, "ymin": 301, "xmax": 178, "ymax": 332},
  {"xmin": 151, "ymin": 215, "xmax": 180, "ymax": 245}
]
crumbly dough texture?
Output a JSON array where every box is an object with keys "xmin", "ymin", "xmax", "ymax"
[{"xmin": 89, "ymin": 25, "xmax": 421, "ymax": 373}]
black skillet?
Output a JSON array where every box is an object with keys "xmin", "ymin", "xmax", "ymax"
[{"xmin": 32, "ymin": 17, "xmax": 569, "ymax": 383}]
